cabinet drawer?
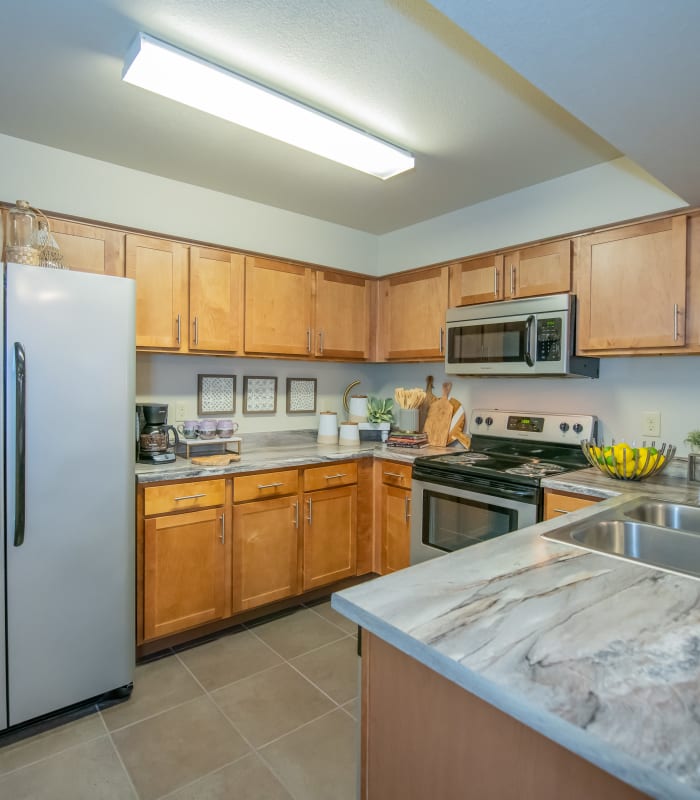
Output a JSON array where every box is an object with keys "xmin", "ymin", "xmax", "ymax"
[
  {"xmin": 144, "ymin": 479, "xmax": 226, "ymax": 516},
  {"xmin": 303, "ymin": 462, "xmax": 358, "ymax": 492},
  {"xmin": 543, "ymin": 490, "xmax": 600, "ymax": 520},
  {"xmin": 380, "ymin": 461, "xmax": 412, "ymax": 488},
  {"xmin": 234, "ymin": 470, "xmax": 299, "ymax": 503}
]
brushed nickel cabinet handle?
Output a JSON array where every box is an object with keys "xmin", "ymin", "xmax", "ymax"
[
  {"xmin": 674, "ymin": 303, "xmax": 679, "ymax": 341},
  {"xmin": 383, "ymin": 471, "xmax": 404, "ymax": 481},
  {"xmin": 257, "ymin": 482, "xmax": 284, "ymax": 489},
  {"xmin": 510, "ymin": 265, "xmax": 516, "ymax": 296},
  {"xmin": 404, "ymin": 496, "xmax": 412, "ymax": 522},
  {"xmin": 553, "ymin": 508, "xmax": 570, "ymax": 514},
  {"xmin": 293, "ymin": 501, "xmax": 299, "ymax": 528},
  {"xmin": 325, "ymin": 473, "xmax": 347, "ymax": 480},
  {"xmin": 174, "ymin": 493, "xmax": 207, "ymax": 501},
  {"xmin": 493, "ymin": 268, "xmax": 498, "ymax": 297},
  {"xmin": 306, "ymin": 497, "xmax": 313, "ymax": 525},
  {"xmin": 193, "ymin": 316, "xmax": 199, "ymax": 345},
  {"xmin": 220, "ymin": 514, "xmax": 225, "ymax": 544},
  {"xmin": 176, "ymin": 313, "xmax": 181, "ymax": 344},
  {"xmin": 307, "ymin": 328, "xmax": 311, "ymax": 353},
  {"xmin": 319, "ymin": 330, "xmax": 324, "ymax": 355},
  {"xmin": 439, "ymin": 327, "xmax": 444, "ymax": 354}
]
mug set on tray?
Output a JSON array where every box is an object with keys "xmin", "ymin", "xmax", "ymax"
[{"xmin": 177, "ymin": 419, "xmax": 239, "ymax": 439}]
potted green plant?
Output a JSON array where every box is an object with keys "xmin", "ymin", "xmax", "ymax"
[
  {"xmin": 367, "ymin": 396, "xmax": 394, "ymax": 424},
  {"xmin": 685, "ymin": 430, "xmax": 700, "ymax": 453}
]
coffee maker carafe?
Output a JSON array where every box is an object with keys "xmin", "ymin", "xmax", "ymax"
[{"xmin": 137, "ymin": 404, "xmax": 179, "ymax": 464}]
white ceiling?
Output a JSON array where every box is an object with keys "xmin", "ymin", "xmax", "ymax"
[{"xmin": 0, "ymin": 0, "xmax": 639, "ymax": 234}]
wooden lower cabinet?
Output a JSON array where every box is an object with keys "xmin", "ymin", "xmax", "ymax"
[
  {"xmin": 232, "ymin": 495, "xmax": 300, "ymax": 611},
  {"xmin": 303, "ymin": 485, "xmax": 357, "ymax": 591},
  {"xmin": 543, "ymin": 489, "xmax": 601, "ymax": 520},
  {"xmin": 143, "ymin": 506, "xmax": 228, "ymax": 640},
  {"xmin": 361, "ymin": 633, "xmax": 647, "ymax": 800},
  {"xmin": 381, "ymin": 485, "xmax": 411, "ymax": 573}
]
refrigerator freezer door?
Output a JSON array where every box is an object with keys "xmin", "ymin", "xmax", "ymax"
[
  {"xmin": 0, "ymin": 273, "xmax": 5, "ymax": 729},
  {"xmin": 4, "ymin": 264, "xmax": 135, "ymax": 727}
]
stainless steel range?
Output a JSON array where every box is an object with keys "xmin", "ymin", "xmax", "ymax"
[{"xmin": 410, "ymin": 409, "xmax": 597, "ymax": 564}]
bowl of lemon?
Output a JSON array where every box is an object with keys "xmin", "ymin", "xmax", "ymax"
[{"xmin": 580, "ymin": 440, "xmax": 676, "ymax": 480}]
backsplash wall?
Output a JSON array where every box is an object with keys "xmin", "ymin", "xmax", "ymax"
[{"xmin": 374, "ymin": 356, "xmax": 700, "ymax": 456}]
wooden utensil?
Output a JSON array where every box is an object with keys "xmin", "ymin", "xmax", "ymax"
[
  {"xmin": 424, "ymin": 382, "xmax": 453, "ymax": 447},
  {"xmin": 191, "ymin": 454, "xmax": 241, "ymax": 467},
  {"xmin": 419, "ymin": 375, "xmax": 437, "ymax": 432}
]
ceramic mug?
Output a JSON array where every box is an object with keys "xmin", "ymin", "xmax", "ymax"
[
  {"xmin": 177, "ymin": 420, "xmax": 199, "ymax": 439},
  {"xmin": 216, "ymin": 419, "xmax": 239, "ymax": 438},
  {"xmin": 198, "ymin": 419, "xmax": 217, "ymax": 440}
]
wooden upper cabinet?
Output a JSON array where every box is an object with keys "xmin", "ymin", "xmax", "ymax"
[
  {"xmin": 449, "ymin": 254, "xmax": 504, "ymax": 306},
  {"xmin": 505, "ymin": 240, "xmax": 571, "ymax": 299},
  {"xmin": 244, "ymin": 256, "xmax": 314, "ymax": 356},
  {"xmin": 46, "ymin": 217, "xmax": 125, "ymax": 276},
  {"xmin": 379, "ymin": 266, "xmax": 449, "ymax": 360},
  {"xmin": 189, "ymin": 246, "xmax": 244, "ymax": 354},
  {"xmin": 575, "ymin": 216, "xmax": 687, "ymax": 351},
  {"xmin": 126, "ymin": 234, "xmax": 189, "ymax": 351},
  {"xmin": 315, "ymin": 269, "xmax": 371, "ymax": 359}
]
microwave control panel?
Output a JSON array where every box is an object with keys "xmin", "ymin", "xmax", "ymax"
[{"xmin": 536, "ymin": 317, "xmax": 562, "ymax": 361}]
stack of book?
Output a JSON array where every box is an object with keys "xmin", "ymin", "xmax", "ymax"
[{"xmin": 386, "ymin": 431, "xmax": 429, "ymax": 449}]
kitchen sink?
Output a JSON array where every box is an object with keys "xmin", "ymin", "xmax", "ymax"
[
  {"xmin": 543, "ymin": 498, "xmax": 700, "ymax": 579},
  {"xmin": 623, "ymin": 500, "xmax": 700, "ymax": 533}
]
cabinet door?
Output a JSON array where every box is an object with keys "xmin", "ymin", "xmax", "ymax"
[
  {"xmin": 576, "ymin": 217, "xmax": 687, "ymax": 351},
  {"xmin": 189, "ymin": 246, "xmax": 244, "ymax": 353},
  {"xmin": 144, "ymin": 507, "xmax": 227, "ymax": 640},
  {"xmin": 543, "ymin": 490, "xmax": 600, "ymax": 520},
  {"xmin": 47, "ymin": 217, "xmax": 125, "ymax": 276},
  {"xmin": 449, "ymin": 254, "xmax": 504, "ymax": 306},
  {"xmin": 315, "ymin": 270, "xmax": 371, "ymax": 359},
  {"xmin": 232, "ymin": 496, "xmax": 300, "ymax": 611},
  {"xmin": 380, "ymin": 267, "xmax": 449, "ymax": 360},
  {"xmin": 382, "ymin": 485, "xmax": 411, "ymax": 574},
  {"xmin": 303, "ymin": 486, "xmax": 357, "ymax": 591},
  {"xmin": 126, "ymin": 234, "xmax": 189, "ymax": 350},
  {"xmin": 244, "ymin": 256, "xmax": 314, "ymax": 356},
  {"xmin": 507, "ymin": 240, "xmax": 571, "ymax": 299}
]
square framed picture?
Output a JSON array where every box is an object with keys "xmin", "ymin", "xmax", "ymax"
[
  {"xmin": 243, "ymin": 376, "xmax": 278, "ymax": 414},
  {"xmin": 286, "ymin": 378, "xmax": 317, "ymax": 414},
  {"xmin": 197, "ymin": 374, "xmax": 236, "ymax": 416}
]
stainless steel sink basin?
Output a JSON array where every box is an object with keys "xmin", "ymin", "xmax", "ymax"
[
  {"xmin": 543, "ymin": 497, "xmax": 700, "ymax": 579},
  {"xmin": 623, "ymin": 500, "xmax": 700, "ymax": 533}
]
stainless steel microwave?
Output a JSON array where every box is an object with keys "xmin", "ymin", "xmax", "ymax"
[{"xmin": 445, "ymin": 293, "xmax": 599, "ymax": 378}]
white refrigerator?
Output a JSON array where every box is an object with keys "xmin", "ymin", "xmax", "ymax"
[{"xmin": 1, "ymin": 262, "xmax": 136, "ymax": 731}]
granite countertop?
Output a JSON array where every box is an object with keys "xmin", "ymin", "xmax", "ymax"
[
  {"xmin": 333, "ymin": 469, "xmax": 700, "ymax": 800},
  {"xmin": 135, "ymin": 430, "xmax": 456, "ymax": 483}
]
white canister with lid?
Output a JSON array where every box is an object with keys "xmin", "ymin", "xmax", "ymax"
[
  {"xmin": 347, "ymin": 395, "xmax": 368, "ymax": 423},
  {"xmin": 317, "ymin": 411, "xmax": 338, "ymax": 444},
  {"xmin": 338, "ymin": 421, "xmax": 360, "ymax": 447}
]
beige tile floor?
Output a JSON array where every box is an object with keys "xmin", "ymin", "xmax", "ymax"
[{"xmin": 0, "ymin": 601, "xmax": 359, "ymax": 800}]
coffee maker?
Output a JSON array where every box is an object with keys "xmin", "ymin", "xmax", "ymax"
[{"xmin": 136, "ymin": 404, "xmax": 179, "ymax": 464}]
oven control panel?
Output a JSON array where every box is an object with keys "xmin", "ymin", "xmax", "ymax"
[{"xmin": 469, "ymin": 409, "xmax": 596, "ymax": 444}]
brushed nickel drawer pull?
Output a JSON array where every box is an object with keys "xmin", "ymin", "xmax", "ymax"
[
  {"xmin": 405, "ymin": 496, "xmax": 412, "ymax": 522},
  {"xmin": 553, "ymin": 508, "xmax": 570, "ymax": 514},
  {"xmin": 325, "ymin": 473, "xmax": 347, "ymax": 480},
  {"xmin": 306, "ymin": 497, "xmax": 313, "ymax": 525},
  {"xmin": 383, "ymin": 471, "xmax": 404, "ymax": 480},
  {"xmin": 220, "ymin": 514, "xmax": 225, "ymax": 544},
  {"xmin": 174, "ymin": 493, "xmax": 207, "ymax": 501},
  {"xmin": 293, "ymin": 501, "xmax": 299, "ymax": 528},
  {"xmin": 257, "ymin": 481, "xmax": 285, "ymax": 489}
]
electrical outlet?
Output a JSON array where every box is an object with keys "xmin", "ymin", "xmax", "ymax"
[
  {"xmin": 175, "ymin": 402, "xmax": 187, "ymax": 421},
  {"xmin": 641, "ymin": 411, "xmax": 661, "ymax": 438}
]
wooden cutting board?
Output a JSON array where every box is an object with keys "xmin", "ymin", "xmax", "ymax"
[
  {"xmin": 191, "ymin": 454, "xmax": 241, "ymax": 467},
  {"xmin": 447, "ymin": 398, "xmax": 471, "ymax": 448},
  {"xmin": 424, "ymin": 382, "xmax": 453, "ymax": 447},
  {"xmin": 419, "ymin": 375, "xmax": 437, "ymax": 433}
]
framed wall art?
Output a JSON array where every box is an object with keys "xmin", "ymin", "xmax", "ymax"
[
  {"xmin": 243, "ymin": 376, "xmax": 278, "ymax": 414},
  {"xmin": 197, "ymin": 374, "xmax": 236, "ymax": 416},
  {"xmin": 286, "ymin": 378, "xmax": 317, "ymax": 414}
]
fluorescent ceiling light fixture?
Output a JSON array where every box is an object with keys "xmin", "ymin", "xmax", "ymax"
[{"xmin": 122, "ymin": 33, "xmax": 414, "ymax": 180}]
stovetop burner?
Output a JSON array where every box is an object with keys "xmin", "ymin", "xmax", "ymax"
[{"xmin": 503, "ymin": 462, "xmax": 567, "ymax": 477}]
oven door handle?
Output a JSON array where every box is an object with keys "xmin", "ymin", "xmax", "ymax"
[{"xmin": 524, "ymin": 315, "xmax": 535, "ymax": 368}]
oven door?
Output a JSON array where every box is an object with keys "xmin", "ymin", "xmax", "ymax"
[{"xmin": 410, "ymin": 477, "xmax": 538, "ymax": 564}]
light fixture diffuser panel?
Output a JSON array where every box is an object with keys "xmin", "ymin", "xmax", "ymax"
[{"xmin": 122, "ymin": 33, "xmax": 414, "ymax": 179}]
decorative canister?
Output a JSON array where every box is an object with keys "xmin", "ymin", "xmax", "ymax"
[
  {"xmin": 5, "ymin": 200, "xmax": 40, "ymax": 265},
  {"xmin": 317, "ymin": 411, "xmax": 338, "ymax": 444},
  {"xmin": 348, "ymin": 395, "xmax": 368, "ymax": 423},
  {"xmin": 339, "ymin": 421, "xmax": 360, "ymax": 447}
]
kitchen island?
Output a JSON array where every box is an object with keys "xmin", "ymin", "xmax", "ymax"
[{"xmin": 333, "ymin": 470, "xmax": 700, "ymax": 800}]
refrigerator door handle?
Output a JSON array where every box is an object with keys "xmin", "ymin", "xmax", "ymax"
[{"xmin": 14, "ymin": 342, "xmax": 27, "ymax": 546}]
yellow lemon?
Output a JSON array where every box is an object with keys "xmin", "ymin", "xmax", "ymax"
[
  {"xmin": 613, "ymin": 443, "xmax": 634, "ymax": 463},
  {"xmin": 620, "ymin": 461, "xmax": 636, "ymax": 478}
]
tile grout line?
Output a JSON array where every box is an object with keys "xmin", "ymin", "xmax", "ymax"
[{"xmin": 103, "ymin": 729, "xmax": 141, "ymax": 800}]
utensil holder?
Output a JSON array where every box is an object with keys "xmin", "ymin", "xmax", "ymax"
[{"xmin": 397, "ymin": 408, "xmax": 419, "ymax": 433}]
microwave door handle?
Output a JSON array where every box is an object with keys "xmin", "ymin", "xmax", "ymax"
[{"xmin": 524, "ymin": 315, "xmax": 535, "ymax": 367}]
